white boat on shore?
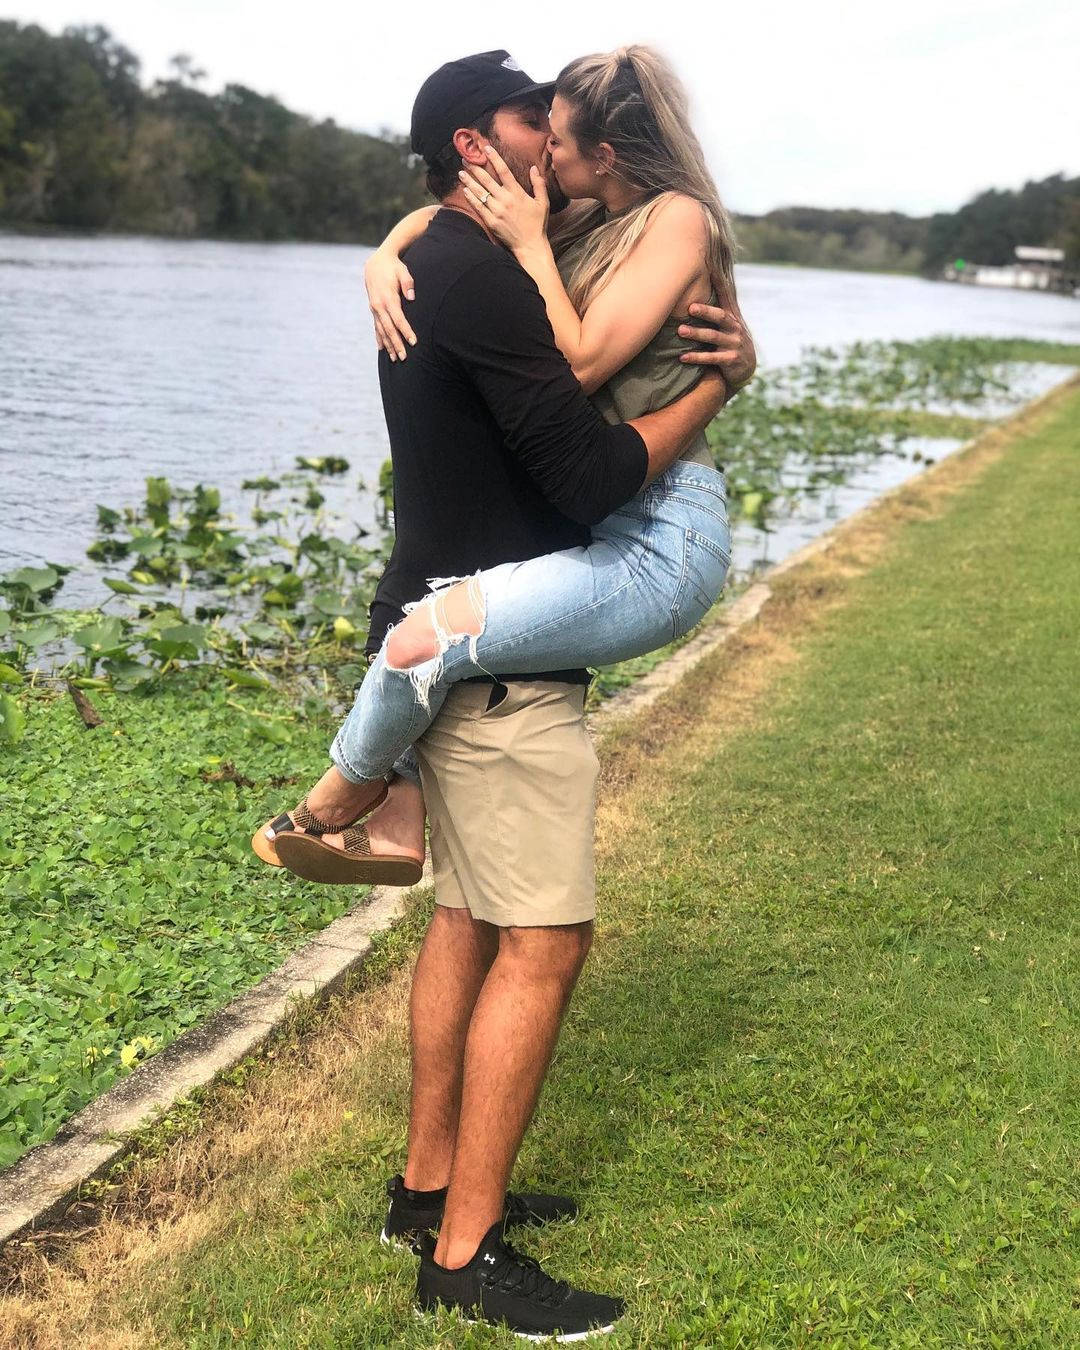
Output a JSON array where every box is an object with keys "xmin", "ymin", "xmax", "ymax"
[{"xmin": 943, "ymin": 245, "xmax": 1077, "ymax": 296}]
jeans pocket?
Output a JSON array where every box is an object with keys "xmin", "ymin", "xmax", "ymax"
[
  {"xmin": 662, "ymin": 463, "xmax": 728, "ymax": 505},
  {"xmin": 670, "ymin": 529, "xmax": 732, "ymax": 639},
  {"xmin": 687, "ymin": 465, "xmax": 728, "ymax": 504}
]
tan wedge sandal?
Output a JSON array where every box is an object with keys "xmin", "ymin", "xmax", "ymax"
[
  {"xmin": 274, "ymin": 819, "xmax": 423, "ymax": 887},
  {"xmin": 251, "ymin": 782, "xmax": 388, "ymax": 868}
]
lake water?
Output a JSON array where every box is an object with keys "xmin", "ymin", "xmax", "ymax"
[{"xmin": 3, "ymin": 233, "xmax": 1078, "ymax": 606}]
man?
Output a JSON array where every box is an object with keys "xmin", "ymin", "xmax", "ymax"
[{"xmin": 362, "ymin": 51, "xmax": 754, "ymax": 1340}]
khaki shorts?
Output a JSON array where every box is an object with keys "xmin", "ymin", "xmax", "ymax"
[{"xmin": 414, "ymin": 680, "xmax": 598, "ymax": 927}]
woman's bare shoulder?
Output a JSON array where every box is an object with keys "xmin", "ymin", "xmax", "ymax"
[{"xmin": 647, "ymin": 192, "xmax": 709, "ymax": 241}]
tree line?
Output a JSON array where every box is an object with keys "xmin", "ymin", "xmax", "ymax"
[
  {"xmin": 0, "ymin": 22, "xmax": 427, "ymax": 242},
  {"xmin": 737, "ymin": 178, "xmax": 1080, "ymax": 276},
  {"xmin": 1, "ymin": 20, "xmax": 1077, "ymax": 271}
]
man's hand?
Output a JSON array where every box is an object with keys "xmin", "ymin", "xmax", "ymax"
[{"xmin": 677, "ymin": 302, "xmax": 756, "ymax": 396}]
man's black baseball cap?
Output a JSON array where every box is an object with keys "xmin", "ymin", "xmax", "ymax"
[{"xmin": 410, "ymin": 50, "xmax": 555, "ymax": 164}]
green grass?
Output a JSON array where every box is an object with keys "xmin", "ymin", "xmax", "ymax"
[
  {"xmin": 0, "ymin": 679, "xmax": 363, "ymax": 1166},
  {"xmin": 117, "ymin": 391, "xmax": 1080, "ymax": 1345},
  {"xmin": 2, "ymin": 344, "xmax": 1070, "ymax": 1163}
]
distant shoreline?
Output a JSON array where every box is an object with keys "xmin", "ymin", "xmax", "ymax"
[
  {"xmin": 0, "ymin": 224, "xmax": 928, "ymax": 279},
  {"xmin": 6, "ymin": 227, "xmax": 1078, "ymax": 301}
]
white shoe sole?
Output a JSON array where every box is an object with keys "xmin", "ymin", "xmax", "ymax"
[
  {"xmin": 414, "ymin": 1307, "xmax": 617, "ymax": 1342},
  {"xmin": 379, "ymin": 1227, "xmax": 414, "ymax": 1253}
]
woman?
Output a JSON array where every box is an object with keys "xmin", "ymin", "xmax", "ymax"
[{"xmin": 255, "ymin": 46, "xmax": 750, "ymax": 884}]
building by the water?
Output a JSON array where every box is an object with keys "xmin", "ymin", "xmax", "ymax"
[{"xmin": 943, "ymin": 245, "xmax": 1075, "ymax": 295}]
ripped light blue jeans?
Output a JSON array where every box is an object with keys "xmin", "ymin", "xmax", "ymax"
[{"xmin": 330, "ymin": 460, "xmax": 732, "ymax": 786}]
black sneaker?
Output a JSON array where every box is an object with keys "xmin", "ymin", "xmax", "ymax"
[
  {"xmin": 416, "ymin": 1219, "xmax": 625, "ymax": 1342},
  {"xmin": 380, "ymin": 1174, "xmax": 578, "ymax": 1252}
]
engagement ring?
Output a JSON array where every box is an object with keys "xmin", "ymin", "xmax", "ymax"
[{"xmin": 478, "ymin": 190, "xmax": 490, "ymax": 205}]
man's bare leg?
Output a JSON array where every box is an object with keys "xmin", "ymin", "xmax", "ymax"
[
  {"xmin": 404, "ymin": 905, "xmax": 500, "ymax": 1190},
  {"xmin": 434, "ymin": 922, "xmax": 593, "ymax": 1268}
]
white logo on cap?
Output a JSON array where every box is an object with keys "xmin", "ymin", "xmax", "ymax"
[{"xmin": 501, "ymin": 56, "xmax": 523, "ymax": 72}]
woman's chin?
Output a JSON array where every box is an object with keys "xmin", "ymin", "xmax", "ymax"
[
  {"xmin": 560, "ymin": 183, "xmax": 600, "ymax": 204},
  {"xmin": 549, "ymin": 171, "xmax": 601, "ymax": 209}
]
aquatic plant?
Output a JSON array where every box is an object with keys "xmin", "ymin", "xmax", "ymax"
[
  {"xmin": 708, "ymin": 336, "xmax": 1033, "ymax": 530},
  {"xmin": 0, "ymin": 336, "xmax": 1072, "ymax": 713},
  {"xmin": 0, "ymin": 461, "xmax": 390, "ymax": 706}
]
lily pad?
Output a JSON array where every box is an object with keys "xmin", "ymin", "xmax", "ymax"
[
  {"xmin": 18, "ymin": 619, "xmax": 62, "ymax": 649},
  {"xmin": 5, "ymin": 566, "xmax": 59, "ymax": 593},
  {"xmin": 0, "ymin": 692, "xmax": 25, "ymax": 745}
]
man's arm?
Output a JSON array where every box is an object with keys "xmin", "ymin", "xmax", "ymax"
[
  {"xmin": 439, "ymin": 258, "xmax": 732, "ymax": 521},
  {"xmin": 630, "ymin": 371, "xmax": 729, "ymax": 485},
  {"xmin": 438, "ymin": 258, "xmax": 649, "ymax": 526}
]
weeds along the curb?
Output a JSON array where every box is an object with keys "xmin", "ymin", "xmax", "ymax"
[
  {"xmin": 1, "ymin": 371, "xmax": 1077, "ymax": 1279},
  {"xmin": 0, "ymin": 886, "xmax": 433, "ymax": 1278}
]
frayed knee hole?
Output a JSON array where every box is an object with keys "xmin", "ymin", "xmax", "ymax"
[
  {"xmin": 437, "ymin": 579, "xmax": 486, "ymax": 638},
  {"xmin": 386, "ymin": 614, "xmax": 440, "ymax": 671},
  {"xmin": 386, "ymin": 581, "xmax": 485, "ymax": 671}
]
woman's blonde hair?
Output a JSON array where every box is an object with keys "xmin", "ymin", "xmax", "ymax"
[{"xmin": 553, "ymin": 46, "xmax": 737, "ymax": 314}]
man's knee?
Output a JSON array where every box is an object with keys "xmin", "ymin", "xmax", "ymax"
[
  {"xmin": 429, "ymin": 903, "xmax": 500, "ymax": 962},
  {"xmin": 500, "ymin": 920, "xmax": 593, "ymax": 982}
]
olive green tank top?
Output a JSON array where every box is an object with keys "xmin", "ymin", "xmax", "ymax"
[{"xmin": 554, "ymin": 231, "xmax": 714, "ymax": 469}]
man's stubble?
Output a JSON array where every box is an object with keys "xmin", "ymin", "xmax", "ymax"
[{"xmin": 488, "ymin": 133, "xmax": 570, "ymax": 214}]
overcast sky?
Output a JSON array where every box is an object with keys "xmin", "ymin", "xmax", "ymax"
[{"xmin": 10, "ymin": 0, "xmax": 1078, "ymax": 217}]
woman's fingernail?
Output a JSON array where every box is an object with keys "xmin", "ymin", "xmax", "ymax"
[
  {"xmin": 409, "ymin": 335, "xmax": 417, "ymax": 345},
  {"xmin": 406, "ymin": 290, "xmax": 415, "ymax": 300}
]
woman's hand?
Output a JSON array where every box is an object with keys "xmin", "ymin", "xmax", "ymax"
[
  {"xmin": 364, "ymin": 248, "xmax": 417, "ymax": 362},
  {"xmin": 459, "ymin": 143, "xmax": 550, "ymax": 256}
]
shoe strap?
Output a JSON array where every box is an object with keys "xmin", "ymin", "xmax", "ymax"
[
  {"xmin": 289, "ymin": 790, "xmax": 386, "ymax": 841},
  {"xmin": 340, "ymin": 823, "xmax": 372, "ymax": 857},
  {"xmin": 292, "ymin": 797, "xmax": 336, "ymax": 838}
]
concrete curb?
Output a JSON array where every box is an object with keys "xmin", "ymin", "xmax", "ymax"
[{"xmin": 3, "ymin": 374, "xmax": 1075, "ymax": 1250}]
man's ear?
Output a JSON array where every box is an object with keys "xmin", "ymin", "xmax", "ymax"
[{"xmin": 453, "ymin": 126, "xmax": 488, "ymax": 166}]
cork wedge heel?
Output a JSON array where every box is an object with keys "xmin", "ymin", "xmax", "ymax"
[{"xmin": 274, "ymin": 821, "xmax": 423, "ymax": 886}]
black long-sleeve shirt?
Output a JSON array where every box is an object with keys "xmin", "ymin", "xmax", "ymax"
[{"xmin": 365, "ymin": 209, "xmax": 648, "ymax": 677}]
